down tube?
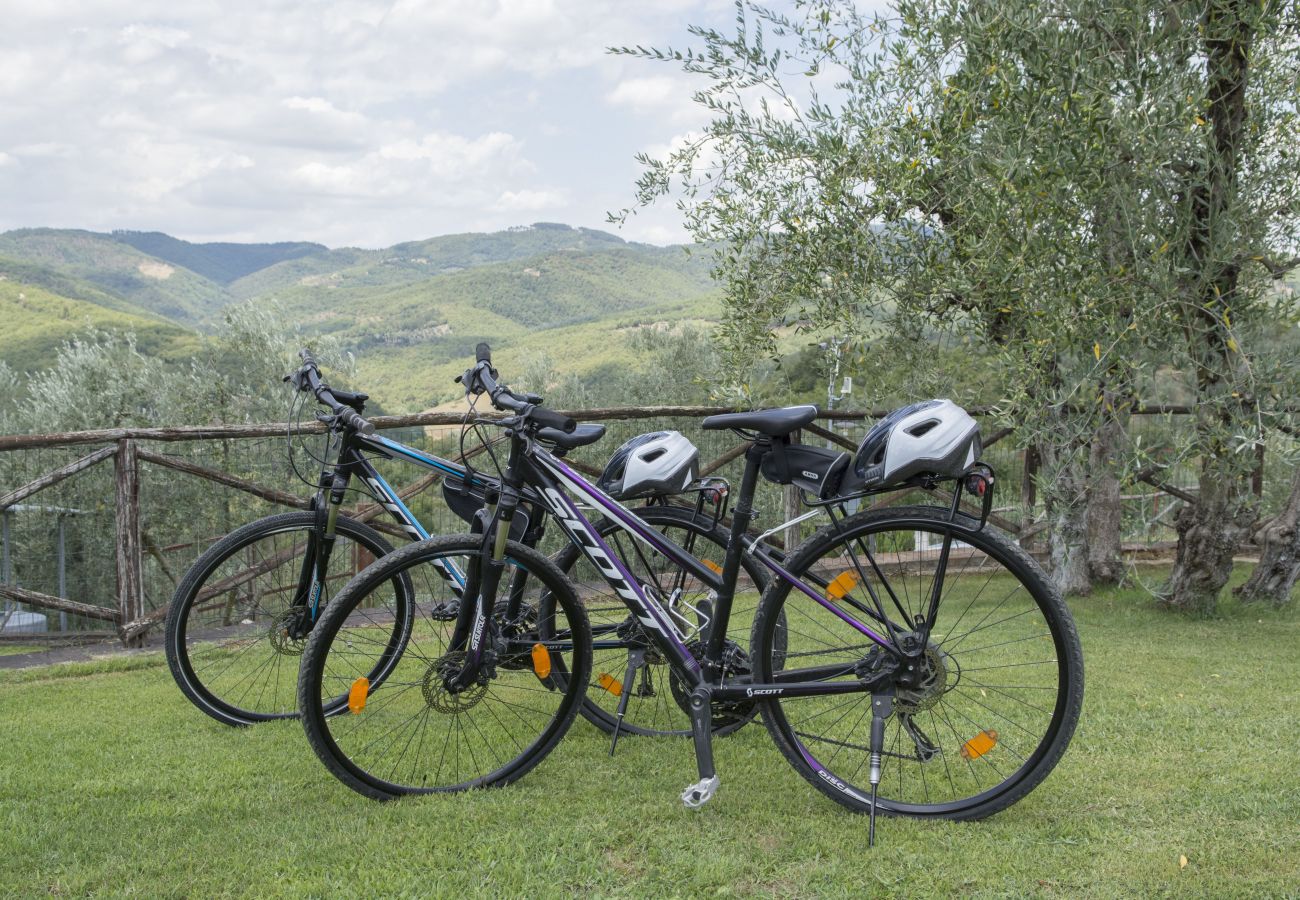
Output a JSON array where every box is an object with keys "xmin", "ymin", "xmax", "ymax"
[
  {"xmin": 351, "ymin": 454, "xmax": 465, "ymax": 591},
  {"xmin": 527, "ymin": 455, "xmax": 702, "ymax": 676}
]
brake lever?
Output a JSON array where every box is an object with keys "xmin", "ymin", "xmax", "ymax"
[{"xmin": 471, "ymin": 415, "xmax": 517, "ymax": 428}]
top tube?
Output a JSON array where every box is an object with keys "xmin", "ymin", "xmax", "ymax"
[{"xmin": 530, "ymin": 442, "xmax": 897, "ymax": 655}]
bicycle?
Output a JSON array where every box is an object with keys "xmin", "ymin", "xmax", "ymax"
[
  {"xmin": 297, "ymin": 346, "xmax": 1083, "ymax": 841},
  {"xmin": 164, "ymin": 352, "xmax": 770, "ymax": 734}
]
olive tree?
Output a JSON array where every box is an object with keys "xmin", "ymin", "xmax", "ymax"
[{"xmin": 617, "ymin": 0, "xmax": 1300, "ymax": 610}]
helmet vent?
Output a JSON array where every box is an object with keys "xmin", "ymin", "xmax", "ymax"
[
  {"xmin": 906, "ymin": 419, "xmax": 940, "ymax": 438},
  {"xmin": 642, "ymin": 448, "xmax": 667, "ymax": 462}
]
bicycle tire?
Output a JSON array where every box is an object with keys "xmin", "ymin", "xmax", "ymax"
[
  {"xmin": 298, "ymin": 534, "xmax": 592, "ymax": 799},
  {"xmin": 547, "ymin": 503, "xmax": 774, "ymax": 738},
  {"xmin": 165, "ymin": 511, "xmax": 413, "ymax": 726},
  {"xmin": 751, "ymin": 505, "xmax": 1083, "ymax": 821}
]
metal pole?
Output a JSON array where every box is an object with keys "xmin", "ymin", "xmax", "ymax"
[
  {"xmin": 1, "ymin": 510, "xmax": 10, "ymax": 630},
  {"xmin": 2, "ymin": 510, "xmax": 10, "ymax": 606},
  {"xmin": 57, "ymin": 515, "xmax": 68, "ymax": 633}
]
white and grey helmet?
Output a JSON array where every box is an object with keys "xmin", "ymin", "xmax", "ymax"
[
  {"xmin": 598, "ymin": 431, "xmax": 700, "ymax": 499},
  {"xmin": 852, "ymin": 400, "xmax": 981, "ymax": 489}
]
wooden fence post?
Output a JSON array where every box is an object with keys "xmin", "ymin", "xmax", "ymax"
[
  {"xmin": 1252, "ymin": 440, "xmax": 1266, "ymax": 499},
  {"xmin": 1020, "ymin": 444, "xmax": 1040, "ymax": 549},
  {"xmin": 115, "ymin": 439, "xmax": 144, "ymax": 647}
]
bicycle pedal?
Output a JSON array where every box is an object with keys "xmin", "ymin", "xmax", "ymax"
[{"xmin": 680, "ymin": 776, "xmax": 720, "ymax": 809}]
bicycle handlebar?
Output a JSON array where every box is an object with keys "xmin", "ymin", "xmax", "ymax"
[
  {"xmin": 458, "ymin": 343, "xmax": 575, "ymax": 433},
  {"xmin": 290, "ymin": 349, "xmax": 376, "ymax": 435}
]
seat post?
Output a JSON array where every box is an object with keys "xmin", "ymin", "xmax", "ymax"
[{"xmin": 704, "ymin": 440, "xmax": 767, "ymax": 667}]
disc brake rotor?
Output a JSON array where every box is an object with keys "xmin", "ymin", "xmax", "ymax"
[
  {"xmin": 896, "ymin": 643, "xmax": 951, "ymax": 714},
  {"xmin": 422, "ymin": 651, "xmax": 488, "ymax": 713},
  {"xmin": 268, "ymin": 606, "xmax": 309, "ymax": 656}
]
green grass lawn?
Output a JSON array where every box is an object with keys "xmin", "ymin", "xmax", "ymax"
[
  {"xmin": 0, "ymin": 644, "xmax": 45, "ymax": 657},
  {"xmin": 2, "ymin": 571, "xmax": 1298, "ymax": 897}
]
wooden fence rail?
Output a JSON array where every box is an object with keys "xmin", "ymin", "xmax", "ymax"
[{"xmin": 0, "ymin": 403, "xmax": 1258, "ymax": 646}]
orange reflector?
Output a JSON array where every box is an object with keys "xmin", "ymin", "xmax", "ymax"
[
  {"xmin": 702, "ymin": 559, "xmax": 723, "ymax": 575},
  {"xmin": 531, "ymin": 643, "xmax": 552, "ymax": 679},
  {"xmin": 348, "ymin": 677, "xmax": 370, "ymax": 714},
  {"xmin": 826, "ymin": 570, "xmax": 859, "ymax": 600},
  {"xmin": 960, "ymin": 729, "xmax": 998, "ymax": 760},
  {"xmin": 597, "ymin": 672, "xmax": 623, "ymax": 697}
]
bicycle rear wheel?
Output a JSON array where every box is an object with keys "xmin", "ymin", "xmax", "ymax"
[
  {"xmin": 751, "ymin": 505, "xmax": 1083, "ymax": 821},
  {"xmin": 298, "ymin": 534, "xmax": 591, "ymax": 799},
  {"xmin": 164, "ymin": 511, "xmax": 411, "ymax": 726}
]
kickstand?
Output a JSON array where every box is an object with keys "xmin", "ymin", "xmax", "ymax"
[
  {"xmin": 868, "ymin": 691, "xmax": 895, "ymax": 848},
  {"xmin": 608, "ymin": 650, "xmax": 644, "ymax": 756}
]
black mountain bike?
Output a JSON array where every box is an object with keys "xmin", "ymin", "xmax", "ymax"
[
  {"xmin": 297, "ymin": 347, "xmax": 1083, "ymax": 840},
  {"xmin": 164, "ymin": 352, "xmax": 770, "ymax": 735}
]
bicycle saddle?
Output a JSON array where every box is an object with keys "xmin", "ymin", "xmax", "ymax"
[{"xmin": 701, "ymin": 405, "xmax": 818, "ymax": 437}]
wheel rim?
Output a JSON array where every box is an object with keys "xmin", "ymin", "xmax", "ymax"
[
  {"xmin": 759, "ymin": 517, "xmax": 1074, "ymax": 816},
  {"xmin": 176, "ymin": 522, "xmax": 390, "ymax": 722},
  {"xmin": 310, "ymin": 544, "xmax": 588, "ymax": 794}
]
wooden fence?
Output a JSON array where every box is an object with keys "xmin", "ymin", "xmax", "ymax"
[{"xmin": 0, "ymin": 403, "xmax": 1253, "ymax": 647}]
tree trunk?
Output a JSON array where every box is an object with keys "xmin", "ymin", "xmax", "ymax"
[
  {"xmin": 1086, "ymin": 408, "xmax": 1125, "ymax": 586},
  {"xmin": 1161, "ymin": 461, "xmax": 1255, "ymax": 615},
  {"xmin": 1162, "ymin": 0, "xmax": 1260, "ymax": 615},
  {"xmin": 1235, "ymin": 466, "xmax": 1300, "ymax": 606},
  {"xmin": 1040, "ymin": 439, "xmax": 1092, "ymax": 596}
]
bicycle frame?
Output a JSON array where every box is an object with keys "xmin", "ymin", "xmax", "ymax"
[
  {"xmin": 294, "ymin": 428, "xmax": 497, "ymax": 620},
  {"xmin": 508, "ymin": 437, "xmax": 902, "ymax": 702}
]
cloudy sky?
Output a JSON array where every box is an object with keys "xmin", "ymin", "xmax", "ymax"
[{"xmin": 0, "ymin": 1, "xmax": 742, "ymax": 247}]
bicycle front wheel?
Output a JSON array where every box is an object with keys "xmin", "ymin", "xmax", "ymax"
[
  {"xmin": 298, "ymin": 534, "xmax": 592, "ymax": 799},
  {"xmin": 751, "ymin": 505, "xmax": 1083, "ymax": 821},
  {"xmin": 164, "ymin": 511, "xmax": 411, "ymax": 726}
]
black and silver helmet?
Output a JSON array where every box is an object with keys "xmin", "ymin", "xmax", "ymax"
[
  {"xmin": 853, "ymin": 400, "xmax": 981, "ymax": 489},
  {"xmin": 598, "ymin": 431, "xmax": 699, "ymax": 500}
]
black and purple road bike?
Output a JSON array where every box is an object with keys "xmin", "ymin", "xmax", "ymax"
[{"xmin": 297, "ymin": 346, "xmax": 1083, "ymax": 839}]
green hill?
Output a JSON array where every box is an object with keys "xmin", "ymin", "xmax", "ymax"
[
  {"xmin": 0, "ymin": 224, "xmax": 723, "ymax": 411},
  {"xmin": 0, "ymin": 255, "xmax": 175, "ymax": 321},
  {"xmin": 253, "ymin": 242, "xmax": 718, "ymax": 408},
  {"xmin": 0, "ymin": 229, "xmax": 230, "ymax": 325},
  {"xmin": 109, "ymin": 231, "xmax": 329, "ymax": 285},
  {"xmin": 228, "ymin": 223, "xmax": 642, "ymax": 301},
  {"xmin": 0, "ymin": 276, "xmax": 198, "ymax": 373}
]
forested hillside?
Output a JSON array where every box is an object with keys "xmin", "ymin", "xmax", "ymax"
[
  {"xmin": 0, "ymin": 278, "xmax": 198, "ymax": 372},
  {"xmin": 110, "ymin": 231, "xmax": 329, "ymax": 285},
  {"xmin": 0, "ymin": 224, "xmax": 720, "ymax": 411}
]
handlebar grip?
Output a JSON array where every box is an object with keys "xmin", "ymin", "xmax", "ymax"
[
  {"xmin": 476, "ymin": 342, "xmax": 492, "ymax": 364},
  {"xmin": 530, "ymin": 407, "xmax": 576, "ymax": 433},
  {"xmin": 337, "ymin": 406, "xmax": 375, "ymax": 436},
  {"xmin": 299, "ymin": 348, "xmax": 317, "ymax": 367}
]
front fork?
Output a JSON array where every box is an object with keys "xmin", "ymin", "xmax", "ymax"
[
  {"xmin": 448, "ymin": 489, "xmax": 520, "ymax": 691},
  {"xmin": 290, "ymin": 475, "xmax": 346, "ymax": 638}
]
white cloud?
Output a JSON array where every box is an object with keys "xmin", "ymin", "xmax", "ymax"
[
  {"xmin": 11, "ymin": 142, "xmax": 77, "ymax": 159},
  {"xmin": 493, "ymin": 189, "xmax": 568, "ymax": 212},
  {"xmin": 624, "ymin": 221, "xmax": 692, "ymax": 245},
  {"xmin": 608, "ymin": 76, "xmax": 681, "ymax": 109},
  {"xmin": 0, "ymin": 1, "xmax": 739, "ymax": 246},
  {"xmin": 607, "ymin": 74, "xmax": 705, "ymax": 127},
  {"xmin": 117, "ymin": 24, "xmax": 191, "ymax": 64}
]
